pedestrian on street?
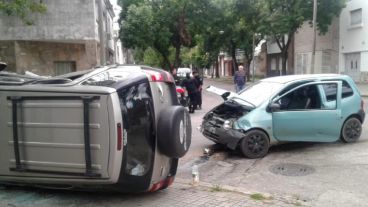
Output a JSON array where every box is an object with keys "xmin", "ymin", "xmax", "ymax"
[
  {"xmin": 234, "ymin": 65, "xmax": 246, "ymax": 92},
  {"xmin": 181, "ymin": 73, "xmax": 197, "ymax": 113},
  {"xmin": 192, "ymin": 70, "xmax": 203, "ymax": 110},
  {"xmin": 172, "ymin": 67, "xmax": 181, "ymax": 85}
]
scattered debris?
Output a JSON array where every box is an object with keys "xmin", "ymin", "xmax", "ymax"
[{"xmin": 191, "ymin": 165, "xmax": 199, "ymax": 186}]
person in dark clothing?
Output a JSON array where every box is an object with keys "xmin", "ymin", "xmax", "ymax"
[
  {"xmin": 181, "ymin": 73, "xmax": 197, "ymax": 113},
  {"xmin": 192, "ymin": 70, "xmax": 203, "ymax": 109}
]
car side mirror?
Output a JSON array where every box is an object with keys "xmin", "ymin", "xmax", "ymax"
[
  {"xmin": 221, "ymin": 92, "xmax": 230, "ymax": 101},
  {"xmin": 0, "ymin": 62, "xmax": 7, "ymax": 71},
  {"xmin": 268, "ymin": 103, "xmax": 281, "ymax": 112}
]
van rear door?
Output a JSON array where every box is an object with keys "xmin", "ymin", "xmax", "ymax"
[{"xmin": 0, "ymin": 86, "xmax": 112, "ymax": 179}]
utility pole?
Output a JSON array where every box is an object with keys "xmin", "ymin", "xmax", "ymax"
[
  {"xmin": 311, "ymin": 0, "xmax": 317, "ymax": 74},
  {"xmin": 252, "ymin": 33, "xmax": 256, "ymax": 82}
]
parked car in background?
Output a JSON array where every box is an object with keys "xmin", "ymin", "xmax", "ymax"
[
  {"xmin": 177, "ymin": 68, "xmax": 193, "ymax": 78},
  {"xmin": 0, "ymin": 64, "xmax": 191, "ymax": 192},
  {"xmin": 201, "ymin": 74, "xmax": 365, "ymax": 158}
]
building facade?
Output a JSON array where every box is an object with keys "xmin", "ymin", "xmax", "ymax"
[
  {"xmin": 339, "ymin": 0, "xmax": 368, "ymax": 82},
  {"xmin": 0, "ymin": 0, "xmax": 115, "ymax": 75},
  {"xmin": 294, "ymin": 20, "xmax": 340, "ymax": 75},
  {"xmin": 266, "ymin": 36, "xmax": 294, "ymax": 76}
]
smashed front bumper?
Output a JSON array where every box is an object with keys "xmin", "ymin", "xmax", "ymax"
[{"xmin": 201, "ymin": 120, "xmax": 245, "ymax": 150}]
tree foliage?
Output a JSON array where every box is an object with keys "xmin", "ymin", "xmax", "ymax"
[
  {"xmin": 0, "ymin": 0, "xmax": 46, "ymax": 25},
  {"xmin": 119, "ymin": 0, "xmax": 212, "ymax": 70},
  {"xmin": 119, "ymin": 0, "xmax": 345, "ymax": 76}
]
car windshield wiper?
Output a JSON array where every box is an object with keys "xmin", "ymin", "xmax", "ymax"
[{"xmin": 229, "ymin": 97, "xmax": 256, "ymax": 108}]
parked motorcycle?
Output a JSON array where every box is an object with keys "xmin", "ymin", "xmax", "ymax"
[{"xmin": 176, "ymin": 86, "xmax": 188, "ymax": 107}]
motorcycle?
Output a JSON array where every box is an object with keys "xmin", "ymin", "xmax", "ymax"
[{"xmin": 176, "ymin": 86, "xmax": 188, "ymax": 107}]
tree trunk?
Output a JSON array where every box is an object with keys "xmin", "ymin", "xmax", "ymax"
[
  {"xmin": 174, "ymin": 44, "xmax": 182, "ymax": 68},
  {"xmin": 162, "ymin": 54, "xmax": 172, "ymax": 71},
  {"xmin": 245, "ymin": 58, "xmax": 251, "ymax": 81},
  {"xmin": 230, "ymin": 41, "xmax": 238, "ymax": 75},
  {"xmin": 215, "ymin": 59, "xmax": 220, "ymax": 78},
  {"xmin": 281, "ymin": 50, "xmax": 288, "ymax": 75}
]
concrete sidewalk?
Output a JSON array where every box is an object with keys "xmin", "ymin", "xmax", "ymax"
[{"xmin": 0, "ymin": 178, "xmax": 308, "ymax": 207}]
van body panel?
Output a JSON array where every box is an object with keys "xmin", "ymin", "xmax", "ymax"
[{"xmin": 0, "ymin": 90, "xmax": 111, "ymax": 181}]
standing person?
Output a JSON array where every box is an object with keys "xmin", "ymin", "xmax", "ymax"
[
  {"xmin": 181, "ymin": 73, "xmax": 197, "ymax": 113},
  {"xmin": 172, "ymin": 68, "xmax": 180, "ymax": 85},
  {"xmin": 192, "ymin": 70, "xmax": 203, "ymax": 109},
  {"xmin": 234, "ymin": 65, "xmax": 246, "ymax": 92}
]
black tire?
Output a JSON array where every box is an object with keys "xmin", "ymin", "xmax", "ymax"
[
  {"xmin": 239, "ymin": 130, "xmax": 270, "ymax": 159},
  {"xmin": 157, "ymin": 106, "xmax": 191, "ymax": 158},
  {"xmin": 341, "ymin": 117, "xmax": 362, "ymax": 143}
]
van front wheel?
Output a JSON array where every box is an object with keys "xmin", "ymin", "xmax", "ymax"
[{"xmin": 240, "ymin": 130, "xmax": 270, "ymax": 159}]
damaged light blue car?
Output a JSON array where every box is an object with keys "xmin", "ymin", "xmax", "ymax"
[{"xmin": 201, "ymin": 74, "xmax": 365, "ymax": 159}]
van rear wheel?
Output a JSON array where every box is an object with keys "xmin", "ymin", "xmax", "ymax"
[
  {"xmin": 341, "ymin": 117, "xmax": 362, "ymax": 143},
  {"xmin": 240, "ymin": 130, "xmax": 269, "ymax": 159}
]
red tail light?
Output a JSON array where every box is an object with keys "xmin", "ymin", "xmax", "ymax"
[
  {"xmin": 145, "ymin": 70, "xmax": 164, "ymax": 82},
  {"xmin": 149, "ymin": 176, "xmax": 175, "ymax": 192},
  {"xmin": 144, "ymin": 70, "xmax": 174, "ymax": 83},
  {"xmin": 117, "ymin": 123, "xmax": 122, "ymax": 151}
]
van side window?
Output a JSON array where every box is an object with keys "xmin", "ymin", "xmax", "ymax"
[
  {"xmin": 82, "ymin": 69, "xmax": 131, "ymax": 86},
  {"xmin": 118, "ymin": 82, "xmax": 154, "ymax": 177}
]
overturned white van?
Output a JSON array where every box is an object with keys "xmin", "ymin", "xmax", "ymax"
[{"xmin": 0, "ymin": 65, "xmax": 191, "ymax": 192}]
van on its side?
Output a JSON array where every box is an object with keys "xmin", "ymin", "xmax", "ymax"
[{"xmin": 0, "ymin": 65, "xmax": 191, "ymax": 192}]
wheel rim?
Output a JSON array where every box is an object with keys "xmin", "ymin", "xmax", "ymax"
[
  {"xmin": 344, "ymin": 119, "xmax": 362, "ymax": 141},
  {"xmin": 246, "ymin": 133, "xmax": 267, "ymax": 155}
]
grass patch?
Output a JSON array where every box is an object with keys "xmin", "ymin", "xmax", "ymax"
[
  {"xmin": 250, "ymin": 193, "xmax": 266, "ymax": 201},
  {"xmin": 210, "ymin": 184, "xmax": 223, "ymax": 192}
]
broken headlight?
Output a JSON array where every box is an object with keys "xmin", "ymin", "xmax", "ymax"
[{"xmin": 223, "ymin": 120, "xmax": 233, "ymax": 130}]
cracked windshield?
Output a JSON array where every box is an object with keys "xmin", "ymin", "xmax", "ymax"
[{"xmin": 1, "ymin": 0, "xmax": 367, "ymax": 206}]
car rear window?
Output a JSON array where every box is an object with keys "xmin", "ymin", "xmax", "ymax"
[{"xmin": 322, "ymin": 80, "xmax": 354, "ymax": 101}]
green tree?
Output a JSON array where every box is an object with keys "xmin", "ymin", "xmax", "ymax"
[
  {"xmin": 258, "ymin": 0, "xmax": 345, "ymax": 75},
  {"xmin": 119, "ymin": 0, "xmax": 212, "ymax": 70},
  {"xmin": 0, "ymin": 0, "xmax": 46, "ymax": 25}
]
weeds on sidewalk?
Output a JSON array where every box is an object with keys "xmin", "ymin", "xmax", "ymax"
[
  {"xmin": 210, "ymin": 184, "xmax": 224, "ymax": 192},
  {"xmin": 250, "ymin": 193, "xmax": 266, "ymax": 201}
]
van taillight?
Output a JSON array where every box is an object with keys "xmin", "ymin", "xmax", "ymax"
[
  {"xmin": 361, "ymin": 99, "xmax": 365, "ymax": 111},
  {"xmin": 149, "ymin": 176, "xmax": 175, "ymax": 192},
  {"xmin": 144, "ymin": 70, "xmax": 174, "ymax": 83},
  {"xmin": 117, "ymin": 123, "xmax": 122, "ymax": 151}
]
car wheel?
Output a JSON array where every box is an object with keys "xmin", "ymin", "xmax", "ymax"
[
  {"xmin": 157, "ymin": 106, "xmax": 192, "ymax": 158},
  {"xmin": 240, "ymin": 130, "xmax": 270, "ymax": 159},
  {"xmin": 341, "ymin": 117, "xmax": 362, "ymax": 143}
]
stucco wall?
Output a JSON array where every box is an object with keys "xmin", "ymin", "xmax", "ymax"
[
  {"xmin": 0, "ymin": 41, "xmax": 98, "ymax": 75},
  {"xmin": 0, "ymin": 0, "xmax": 97, "ymax": 42}
]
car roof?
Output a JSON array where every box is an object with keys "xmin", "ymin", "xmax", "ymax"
[{"xmin": 260, "ymin": 74, "xmax": 350, "ymax": 84}]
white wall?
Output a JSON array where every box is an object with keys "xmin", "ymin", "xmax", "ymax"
[{"xmin": 339, "ymin": 0, "xmax": 368, "ymax": 73}]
